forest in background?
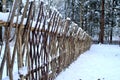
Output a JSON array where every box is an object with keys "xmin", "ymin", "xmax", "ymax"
[
  {"xmin": 47, "ymin": 0, "xmax": 120, "ymax": 44},
  {"xmin": 0, "ymin": 0, "xmax": 120, "ymax": 44}
]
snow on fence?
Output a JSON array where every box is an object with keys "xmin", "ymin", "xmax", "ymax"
[{"xmin": 0, "ymin": 1, "xmax": 92, "ymax": 80}]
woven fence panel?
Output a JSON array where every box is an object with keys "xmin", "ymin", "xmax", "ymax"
[{"xmin": 0, "ymin": 1, "xmax": 92, "ymax": 80}]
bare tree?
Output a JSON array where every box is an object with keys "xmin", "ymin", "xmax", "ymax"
[{"xmin": 99, "ymin": 0, "xmax": 105, "ymax": 43}]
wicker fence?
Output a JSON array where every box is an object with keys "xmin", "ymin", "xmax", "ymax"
[{"xmin": 0, "ymin": 1, "xmax": 92, "ymax": 80}]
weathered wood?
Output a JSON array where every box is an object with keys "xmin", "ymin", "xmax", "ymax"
[{"xmin": 0, "ymin": 1, "xmax": 92, "ymax": 80}]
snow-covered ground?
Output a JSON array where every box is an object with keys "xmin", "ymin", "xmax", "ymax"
[{"xmin": 55, "ymin": 44, "xmax": 120, "ymax": 80}]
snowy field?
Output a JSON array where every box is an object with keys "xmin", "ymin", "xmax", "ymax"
[{"xmin": 55, "ymin": 44, "xmax": 120, "ymax": 80}]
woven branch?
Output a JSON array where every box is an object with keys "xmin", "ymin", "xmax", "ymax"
[{"xmin": 0, "ymin": 1, "xmax": 92, "ymax": 80}]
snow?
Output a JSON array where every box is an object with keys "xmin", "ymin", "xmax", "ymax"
[
  {"xmin": 1, "ymin": 44, "xmax": 28, "ymax": 80},
  {"xmin": 0, "ymin": 12, "xmax": 25, "ymax": 24},
  {"xmin": 19, "ymin": 67, "xmax": 28, "ymax": 76},
  {"xmin": 1, "ymin": 39, "xmax": 120, "ymax": 80},
  {"xmin": 0, "ymin": 12, "xmax": 9, "ymax": 22},
  {"xmin": 0, "ymin": 43, "xmax": 19, "ymax": 80},
  {"xmin": 66, "ymin": 17, "xmax": 71, "ymax": 21},
  {"xmin": 2, "ymin": 72, "xmax": 20, "ymax": 80},
  {"xmin": 0, "ymin": 12, "xmax": 44, "ymax": 29},
  {"xmin": 55, "ymin": 44, "xmax": 120, "ymax": 80}
]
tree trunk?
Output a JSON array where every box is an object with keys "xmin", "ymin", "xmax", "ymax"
[
  {"xmin": 0, "ymin": 27, "xmax": 2, "ymax": 43},
  {"xmin": 0, "ymin": 1, "xmax": 3, "ymax": 44},
  {"xmin": 99, "ymin": 0, "xmax": 105, "ymax": 44},
  {"xmin": 80, "ymin": 0, "xmax": 83, "ymax": 28},
  {"xmin": 110, "ymin": 0, "xmax": 115, "ymax": 44},
  {"xmin": 109, "ymin": 28, "xmax": 113, "ymax": 44},
  {"xmin": 71, "ymin": 0, "xmax": 74, "ymax": 21}
]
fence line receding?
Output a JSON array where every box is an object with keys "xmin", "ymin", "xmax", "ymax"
[{"xmin": 0, "ymin": 1, "xmax": 92, "ymax": 80}]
